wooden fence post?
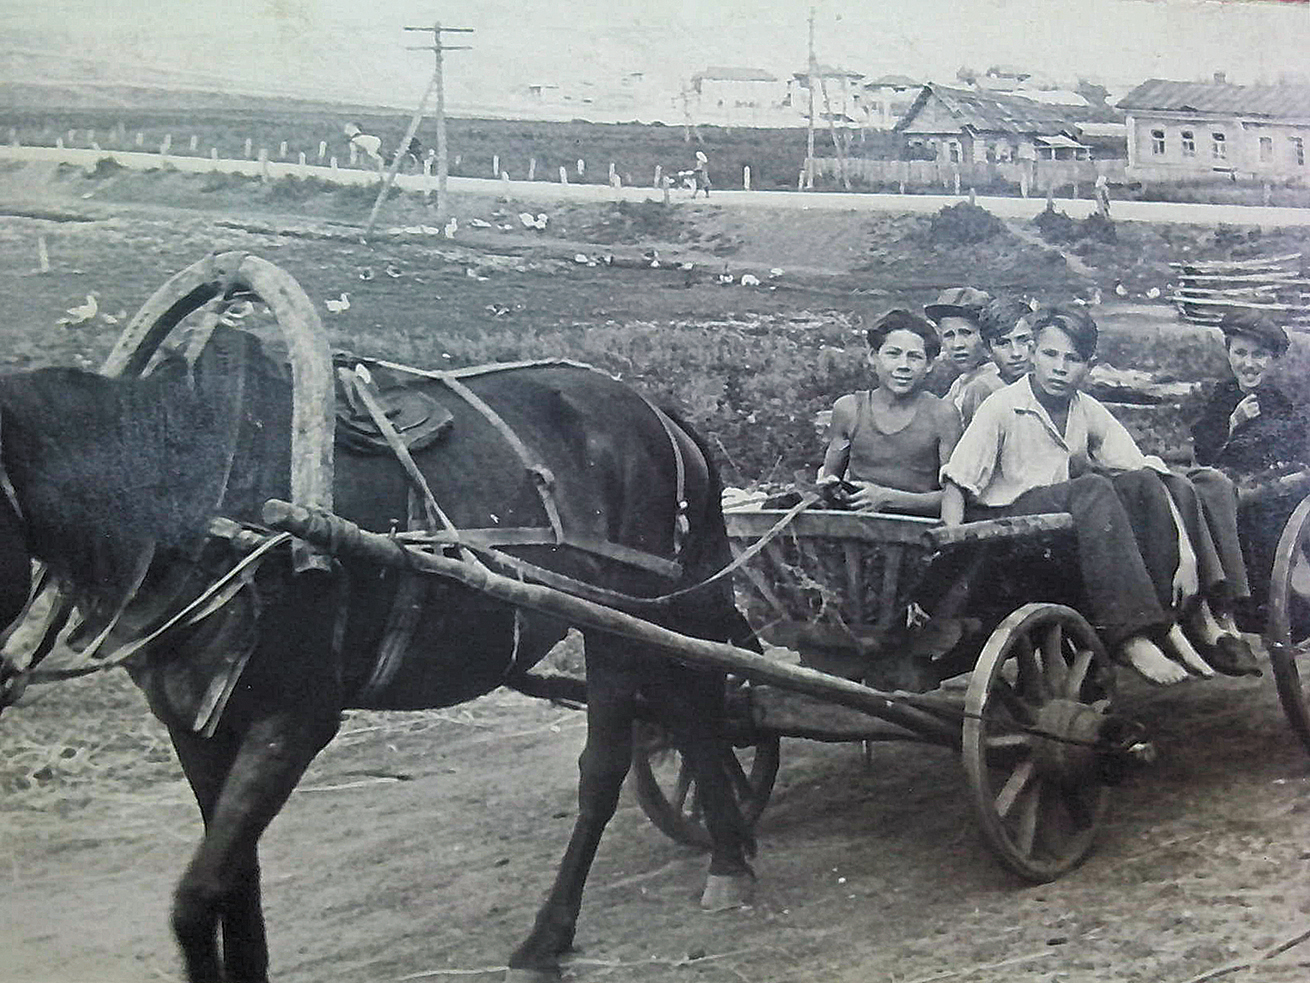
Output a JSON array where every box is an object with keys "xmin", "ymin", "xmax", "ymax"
[
  {"xmin": 662, "ymin": 176, "xmax": 671, "ymax": 205},
  {"xmin": 654, "ymin": 164, "xmax": 662, "ymax": 188},
  {"xmin": 136, "ymin": 132, "xmax": 145, "ymax": 147},
  {"xmin": 244, "ymin": 137, "xmax": 253, "ymax": 158},
  {"xmin": 608, "ymin": 161, "xmax": 616, "ymax": 184},
  {"xmin": 259, "ymin": 148, "xmax": 269, "ymax": 182},
  {"xmin": 492, "ymin": 153, "xmax": 499, "ymax": 177},
  {"xmin": 559, "ymin": 165, "xmax": 568, "ymax": 185},
  {"xmin": 528, "ymin": 157, "xmax": 536, "ymax": 181},
  {"xmin": 67, "ymin": 128, "xmax": 75, "ymax": 145},
  {"xmin": 423, "ymin": 155, "xmax": 433, "ymax": 199},
  {"xmin": 190, "ymin": 134, "xmax": 198, "ymax": 152},
  {"xmin": 501, "ymin": 171, "xmax": 511, "ymax": 195},
  {"xmin": 55, "ymin": 137, "xmax": 64, "ymax": 149},
  {"xmin": 298, "ymin": 151, "xmax": 307, "ymax": 169},
  {"xmin": 744, "ymin": 165, "xmax": 751, "ymax": 191},
  {"xmin": 349, "ymin": 145, "xmax": 358, "ymax": 166},
  {"xmin": 318, "ymin": 141, "xmax": 327, "ymax": 161},
  {"xmin": 330, "ymin": 157, "xmax": 338, "ymax": 172},
  {"xmin": 210, "ymin": 148, "xmax": 218, "ymax": 161},
  {"xmin": 576, "ymin": 158, "xmax": 584, "ymax": 178}
]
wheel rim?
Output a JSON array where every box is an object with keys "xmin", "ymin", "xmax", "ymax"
[
  {"xmin": 962, "ymin": 603, "xmax": 1114, "ymax": 882},
  {"xmin": 630, "ymin": 722, "xmax": 780, "ymax": 851},
  {"xmin": 1267, "ymin": 494, "xmax": 1310, "ymax": 753}
]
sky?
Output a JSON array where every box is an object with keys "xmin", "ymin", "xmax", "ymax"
[{"xmin": 1, "ymin": 0, "xmax": 1307, "ymax": 111}]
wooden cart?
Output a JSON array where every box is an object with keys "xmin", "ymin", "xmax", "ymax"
[{"xmin": 629, "ymin": 493, "xmax": 1310, "ymax": 883}]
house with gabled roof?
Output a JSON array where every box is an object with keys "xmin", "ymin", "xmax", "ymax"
[
  {"xmin": 690, "ymin": 67, "xmax": 784, "ymax": 110},
  {"xmin": 863, "ymin": 74, "xmax": 920, "ymax": 130},
  {"xmin": 1117, "ymin": 77, "xmax": 1310, "ymax": 180},
  {"xmin": 894, "ymin": 83, "xmax": 1096, "ymax": 164}
]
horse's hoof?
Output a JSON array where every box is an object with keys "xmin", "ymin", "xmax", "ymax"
[
  {"xmin": 700, "ymin": 872, "xmax": 755, "ymax": 911},
  {"xmin": 505, "ymin": 967, "xmax": 560, "ymax": 983}
]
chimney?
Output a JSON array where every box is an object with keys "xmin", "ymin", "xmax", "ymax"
[{"xmin": 1213, "ymin": 71, "xmax": 1227, "ymax": 84}]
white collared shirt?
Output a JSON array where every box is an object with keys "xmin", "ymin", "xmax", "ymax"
[{"xmin": 941, "ymin": 376, "xmax": 1155, "ymax": 507}]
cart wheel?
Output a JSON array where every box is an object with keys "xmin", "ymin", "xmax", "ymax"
[
  {"xmin": 963, "ymin": 603, "xmax": 1115, "ymax": 882},
  {"xmin": 630, "ymin": 721, "xmax": 780, "ymax": 851},
  {"xmin": 1267, "ymin": 494, "xmax": 1310, "ymax": 754}
]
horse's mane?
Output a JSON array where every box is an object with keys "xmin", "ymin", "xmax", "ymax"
[{"xmin": 0, "ymin": 330, "xmax": 293, "ymax": 605}]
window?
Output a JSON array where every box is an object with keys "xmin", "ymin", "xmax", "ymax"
[
  {"xmin": 1292, "ymin": 137, "xmax": 1306, "ymax": 167},
  {"xmin": 1151, "ymin": 128, "xmax": 1165, "ymax": 155},
  {"xmin": 1212, "ymin": 132, "xmax": 1226, "ymax": 160},
  {"xmin": 948, "ymin": 140, "xmax": 961, "ymax": 163},
  {"xmin": 1181, "ymin": 130, "xmax": 1195, "ymax": 156},
  {"xmin": 1260, "ymin": 136, "xmax": 1273, "ymax": 163}
]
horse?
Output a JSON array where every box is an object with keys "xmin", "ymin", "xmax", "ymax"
[{"xmin": 0, "ymin": 329, "xmax": 760, "ymax": 983}]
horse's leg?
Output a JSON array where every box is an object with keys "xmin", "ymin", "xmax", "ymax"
[
  {"xmin": 170, "ymin": 711, "xmax": 339, "ymax": 983},
  {"xmin": 646, "ymin": 665, "xmax": 756, "ymax": 909},
  {"xmin": 507, "ymin": 638, "xmax": 638, "ymax": 982}
]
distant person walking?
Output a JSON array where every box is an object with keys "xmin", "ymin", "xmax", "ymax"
[
  {"xmin": 692, "ymin": 150, "xmax": 712, "ymax": 198},
  {"xmin": 1094, "ymin": 174, "xmax": 1112, "ymax": 219}
]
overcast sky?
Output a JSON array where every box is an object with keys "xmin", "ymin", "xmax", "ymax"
[{"xmin": 2, "ymin": 0, "xmax": 1307, "ymax": 108}]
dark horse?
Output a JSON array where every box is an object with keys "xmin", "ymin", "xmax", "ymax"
[{"xmin": 0, "ymin": 330, "xmax": 759, "ymax": 982}]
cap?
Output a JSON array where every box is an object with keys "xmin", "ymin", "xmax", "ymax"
[
  {"xmin": 924, "ymin": 286, "xmax": 992, "ymax": 324},
  {"xmin": 1219, "ymin": 309, "xmax": 1289, "ymax": 357}
]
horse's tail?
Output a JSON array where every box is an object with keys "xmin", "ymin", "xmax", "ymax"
[{"xmin": 658, "ymin": 407, "xmax": 762, "ymax": 654}]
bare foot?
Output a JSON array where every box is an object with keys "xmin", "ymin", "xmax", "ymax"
[
  {"xmin": 1163, "ymin": 624, "xmax": 1216, "ymax": 677},
  {"xmin": 1119, "ymin": 636, "xmax": 1190, "ymax": 685}
]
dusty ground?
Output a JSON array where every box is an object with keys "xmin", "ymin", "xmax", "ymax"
[{"xmin": 3, "ymin": 164, "xmax": 1310, "ymax": 983}]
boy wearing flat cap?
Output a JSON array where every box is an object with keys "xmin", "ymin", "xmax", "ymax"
[
  {"xmin": 1191, "ymin": 310, "xmax": 1310, "ymax": 628},
  {"xmin": 925, "ymin": 286, "xmax": 1002, "ymax": 425}
]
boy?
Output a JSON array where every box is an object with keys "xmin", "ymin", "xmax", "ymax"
[
  {"xmin": 979, "ymin": 296, "xmax": 1036, "ymax": 386},
  {"xmin": 941, "ymin": 306, "xmax": 1227, "ymax": 685},
  {"xmin": 924, "ymin": 287, "xmax": 1001, "ymax": 423}
]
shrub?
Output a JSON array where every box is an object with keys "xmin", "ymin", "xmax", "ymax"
[{"xmin": 927, "ymin": 202, "xmax": 1006, "ymax": 245}]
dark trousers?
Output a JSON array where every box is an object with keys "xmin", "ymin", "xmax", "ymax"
[{"xmin": 972, "ymin": 472, "xmax": 1170, "ymax": 648}]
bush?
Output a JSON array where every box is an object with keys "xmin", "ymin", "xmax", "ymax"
[
  {"xmin": 1033, "ymin": 205, "xmax": 1079, "ymax": 243},
  {"xmin": 927, "ymin": 202, "xmax": 1006, "ymax": 245}
]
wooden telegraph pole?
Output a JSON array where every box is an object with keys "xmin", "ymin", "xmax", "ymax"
[
  {"xmin": 805, "ymin": 6, "xmax": 816, "ymax": 190},
  {"xmin": 364, "ymin": 20, "xmax": 472, "ymax": 235}
]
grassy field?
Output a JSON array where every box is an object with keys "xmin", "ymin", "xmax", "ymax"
[{"xmin": 5, "ymin": 160, "xmax": 1310, "ymax": 482}]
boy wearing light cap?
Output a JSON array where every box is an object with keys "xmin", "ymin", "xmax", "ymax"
[{"xmin": 925, "ymin": 286, "xmax": 1002, "ymax": 424}]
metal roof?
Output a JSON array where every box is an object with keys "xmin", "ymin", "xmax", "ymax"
[
  {"xmin": 1117, "ymin": 79, "xmax": 1310, "ymax": 119},
  {"xmin": 897, "ymin": 83, "xmax": 1079, "ymax": 135}
]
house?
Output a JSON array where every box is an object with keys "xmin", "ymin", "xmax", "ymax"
[
  {"xmin": 690, "ymin": 67, "xmax": 784, "ymax": 111},
  {"xmin": 863, "ymin": 74, "xmax": 920, "ymax": 130},
  {"xmin": 894, "ymin": 83, "xmax": 1093, "ymax": 164},
  {"xmin": 1117, "ymin": 77, "xmax": 1310, "ymax": 180},
  {"xmin": 788, "ymin": 65, "xmax": 865, "ymax": 124}
]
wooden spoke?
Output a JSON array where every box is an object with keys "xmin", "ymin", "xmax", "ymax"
[
  {"xmin": 670, "ymin": 766, "xmax": 694, "ymax": 815},
  {"xmin": 984, "ymin": 732, "xmax": 1030, "ymax": 752},
  {"xmin": 1040, "ymin": 622, "xmax": 1068, "ymax": 696},
  {"xmin": 721, "ymin": 746, "xmax": 753, "ymax": 800},
  {"xmin": 1012, "ymin": 634, "xmax": 1046, "ymax": 701},
  {"xmin": 990, "ymin": 678, "xmax": 1035, "ymax": 724},
  {"xmin": 1064, "ymin": 649, "xmax": 1094, "ymax": 699},
  {"xmin": 995, "ymin": 758, "xmax": 1035, "ymax": 818},
  {"xmin": 1013, "ymin": 781, "xmax": 1041, "ymax": 859}
]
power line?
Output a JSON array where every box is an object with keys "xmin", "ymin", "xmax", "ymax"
[{"xmin": 364, "ymin": 20, "xmax": 473, "ymax": 234}]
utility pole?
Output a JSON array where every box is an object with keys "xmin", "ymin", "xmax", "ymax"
[
  {"xmin": 365, "ymin": 20, "xmax": 472, "ymax": 233},
  {"xmin": 805, "ymin": 6, "xmax": 816, "ymax": 190}
]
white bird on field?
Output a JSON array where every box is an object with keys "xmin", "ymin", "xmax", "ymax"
[
  {"xmin": 60, "ymin": 294, "xmax": 97, "ymax": 326},
  {"xmin": 533, "ymin": 213, "xmax": 548, "ymax": 230},
  {"xmin": 768, "ymin": 268, "xmax": 784, "ymax": 279},
  {"xmin": 740, "ymin": 273, "xmax": 761, "ymax": 287},
  {"xmin": 359, "ymin": 267, "xmax": 374, "ymax": 281},
  {"xmin": 1146, "ymin": 286, "xmax": 1161, "ymax": 299},
  {"xmin": 1114, "ymin": 281, "xmax": 1128, "ymax": 297},
  {"xmin": 444, "ymin": 217, "xmax": 458, "ymax": 238},
  {"xmin": 469, "ymin": 218, "xmax": 492, "ymax": 229},
  {"xmin": 519, "ymin": 212, "xmax": 536, "ymax": 228},
  {"xmin": 385, "ymin": 264, "xmax": 403, "ymax": 279},
  {"xmin": 324, "ymin": 292, "xmax": 351, "ymax": 313}
]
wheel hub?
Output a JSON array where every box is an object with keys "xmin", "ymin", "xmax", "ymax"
[{"xmin": 1030, "ymin": 698, "xmax": 1112, "ymax": 785}]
